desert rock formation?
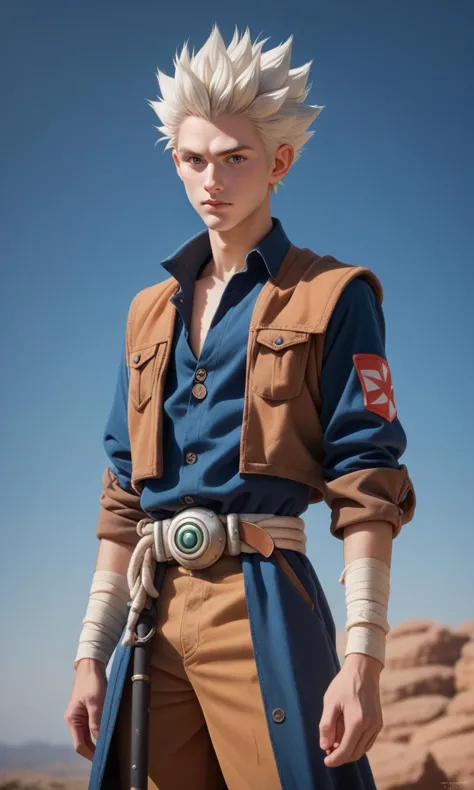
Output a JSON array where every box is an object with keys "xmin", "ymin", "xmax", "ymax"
[{"xmin": 337, "ymin": 618, "xmax": 474, "ymax": 789}]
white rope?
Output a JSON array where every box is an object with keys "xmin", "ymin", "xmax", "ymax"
[{"xmin": 122, "ymin": 520, "xmax": 161, "ymax": 645}]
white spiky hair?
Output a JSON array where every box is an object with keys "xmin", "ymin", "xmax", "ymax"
[{"xmin": 148, "ymin": 24, "xmax": 325, "ymax": 194}]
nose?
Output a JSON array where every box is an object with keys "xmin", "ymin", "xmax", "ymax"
[{"xmin": 204, "ymin": 163, "xmax": 224, "ymax": 195}]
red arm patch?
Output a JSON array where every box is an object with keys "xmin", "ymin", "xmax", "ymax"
[{"xmin": 353, "ymin": 353, "xmax": 398, "ymax": 423}]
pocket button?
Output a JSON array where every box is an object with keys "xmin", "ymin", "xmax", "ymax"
[{"xmin": 133, "ymin": 353, "xmax": 141, "ymax": 364}]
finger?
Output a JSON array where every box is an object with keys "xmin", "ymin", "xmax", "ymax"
[
  {"xmin": 324, "ymin": 717, "xmax": 367, "ymax": 767},
  {"xmin": 76, "ymin": 740, "xmax": 95, "ymax": 762},
  {"xmin": 71, "ymin": 726, "xmax": 95, "ymax": 762},
  {"xmin": 319, "ymin": 700, "xmax": 341, "ymax": 750},
  {"xmin": 87, "ymin": 702, "xmax": 102, "ymax": 742},
  {"xmin": 65, "ymin": 712, "xmax": 95, "ymax": 762},
  {"xmin": 325, "ymin": 716, "xmax": 344, "ymax": 755},
  {"xmin": 364, "ymin": 729, "xmax": 379, "ymax": 753},
  {"xmin": 350, "ymin": 726, "xmax": 378, "ymax": 763},
  {"xmin": 334, "ymin": 716, "xmax": 344, "ymax": 746}
]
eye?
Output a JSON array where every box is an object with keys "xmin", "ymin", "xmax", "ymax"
[{"xmin": 185, "ymin": 154, "xmax": 247, "ymax": 165}]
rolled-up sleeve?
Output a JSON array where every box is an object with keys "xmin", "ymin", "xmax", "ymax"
[
  {"xmin": 319, "ymin": 277, "xmax": 416, "ymax": 539},
  {"xmin": 96, "ymin": 340, "xmax": 148, "ymax": 546}
]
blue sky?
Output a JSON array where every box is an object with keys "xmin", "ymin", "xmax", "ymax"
[{"xmin": 1, "ymin": 0, "xmax": 472, "ymax": 744}]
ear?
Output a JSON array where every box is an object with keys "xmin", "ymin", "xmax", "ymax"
[
  {"xmin": 172, "ymin": 149, "xmax": 183, "ymax": 182},
  {"xmin": 269, "ymin": 143, "xmax": 295, "ymax": 187}
]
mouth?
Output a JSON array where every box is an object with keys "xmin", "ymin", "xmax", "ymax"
[{"xmin": 203, "ymin": 201, "xmax": 231, "ymax": 207}]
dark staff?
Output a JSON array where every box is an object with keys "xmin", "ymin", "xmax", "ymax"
[{"xmin": 129, "ymin": 597, "xmax": 157, "ymax": 790}]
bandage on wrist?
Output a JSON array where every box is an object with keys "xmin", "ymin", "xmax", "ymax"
[
  {"xmin": 339, "ymin": 557, "xmax": 391, "ymax": 666},
  {"xmin": 74, "ymin": 570, "xmax": 130, "ymax": 669}
]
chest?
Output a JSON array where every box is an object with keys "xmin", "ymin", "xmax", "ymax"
[
  {"xmin": 125, "ymin": 253, "xmax": 340, "ymax": 502},
  {"xmin": 188, "ymin": 276, "xmax": 230, "ymax": 360}
]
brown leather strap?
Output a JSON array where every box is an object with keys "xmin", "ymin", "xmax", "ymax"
[
  {"xmin": 274, "ymin": 549, "xmax": 314, "ymax": 611},
  {"xmin": 239, "ymin": 520, "xmax": 275, "ymax": 557}
]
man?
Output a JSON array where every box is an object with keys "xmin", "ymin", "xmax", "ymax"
[{"xmin": 65, "ymin": 24, "xmax": 416, "ymax": 790}]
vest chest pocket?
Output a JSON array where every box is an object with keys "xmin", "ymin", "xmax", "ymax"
[
  {"xmin": 128, "ymin": 343, "xmax": 166, "ymax": 411},
  {"xmin": 251, "ymin": 328, "xmax": 311, "ymax": 400}
]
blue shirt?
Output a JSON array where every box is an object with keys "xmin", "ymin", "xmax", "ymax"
[{"xmin": 104, "ymin": 216, "xmax": 407, "ymax": 520}]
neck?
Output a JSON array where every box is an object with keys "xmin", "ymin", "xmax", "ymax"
[{"xmin": 204, "ymin": 199, "xmax": 273, "ymax": 281}]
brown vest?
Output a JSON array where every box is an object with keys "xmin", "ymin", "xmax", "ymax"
[{"xmin": 125, "ymin": 243, "xmax": 383, "ymax": 505}]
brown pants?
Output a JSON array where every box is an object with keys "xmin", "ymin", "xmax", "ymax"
[{"xmin": 116, "ymin": 554, "xmax": 281, "ymax": 789}]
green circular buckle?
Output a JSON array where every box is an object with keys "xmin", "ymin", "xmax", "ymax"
[{"xmin": 174, "ymin": 522, "xmax": 204, "ymax": 554}]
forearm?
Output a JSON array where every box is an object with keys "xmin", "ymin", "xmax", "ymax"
[
  {"xmin": 343, "ymin": 520, "xmax": 393, "ymax": 567},
  {"xmin": 95, "ymin": 536, "xmax": 135, "ymax": 575},
  {"xmin": 341, "ymin": 520, "xmax": 393, "ymax": 670},
  {"xmin": 75, "ymin": 539, "xmax": 133, "ymax": 669}
]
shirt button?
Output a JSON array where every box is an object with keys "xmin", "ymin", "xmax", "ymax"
[
  {"xmin": 133, "ymin": 353, "xmax": 141, "ymax": 363},
  {"xmin": 192, "ymin": 383, "xmax": 207, "ymax": 400},
  {"xmin": 195, "ymin": 367, "xmax": 207, "ymax": 382},
  {"xmin": 183, "ymin": 495, "xmax": 195, "ymax": 505},
  {"xmin": 272, "ymin": 708, "xmax": 286, "ymax": 723},
  {"xmin": 274, "ymin": 336, "xmax": 284, "ymax": 346},
  {"xmin": 185, "ymin": 451, "xmax": 198, "ymax": 464}
]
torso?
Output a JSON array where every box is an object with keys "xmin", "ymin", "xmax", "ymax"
[{"xmin": 188, "ymin": 263, "xmax": 234, "ymax": 360}]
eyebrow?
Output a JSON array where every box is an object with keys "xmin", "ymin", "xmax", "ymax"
[{"xmin": 178, "ymin": 145, "xmax": 256, "ymax": 158}]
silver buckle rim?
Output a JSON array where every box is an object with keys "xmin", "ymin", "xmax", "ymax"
[{"xmin": 166, "ymin": 506, "xmax": 227, "ymax": 569}]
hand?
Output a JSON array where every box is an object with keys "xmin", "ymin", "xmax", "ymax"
[
  {"xmin": 64, "ymin": 658, "xmax": 107, "ymax": 761},
  {"xmin": 319, "ymin": 653, "xmax": 383, "ymax": 767}
]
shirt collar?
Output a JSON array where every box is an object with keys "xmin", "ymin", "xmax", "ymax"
[{"xmin": 160, "ymin": 216, "xmax": 290, "ymax": 286}]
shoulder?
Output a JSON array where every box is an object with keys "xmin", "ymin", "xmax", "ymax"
[
  {"xmin": 295, "ymin": 246, "xmax": 384, "ymax": 307},
  {"xmin": 291, "ymin": 247, "xmax": 383, "ymax": 337},
  {"xmin": 328, "ymin": 275, "xmax": 384, "ymax": 332},
  {"xmin": 334, "ymin": 275, "xmax": 381, "ymax": 314},
  {"xmin": 128, "ymin": 275, "xmax": 177, "ymax": 315},
  {"xmin": 124, "ymin": 276, "xmax": 178, "ymax": 352},
  {"xmin": 323, "ymin": 274, "xmax": 386, "ymax": 359}
]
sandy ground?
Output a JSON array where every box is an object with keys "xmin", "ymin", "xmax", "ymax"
[{"xmin": 0, "ymin": 771, "xmax": 89, "ymax": 789}]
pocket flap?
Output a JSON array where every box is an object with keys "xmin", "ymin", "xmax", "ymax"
[
  {"xmin": 255, "ymin": 328, "xmax": 309, "ymax": 351},
  {"xmin": 129, "ymin": 344, "xmax": 158, "ymax": 369}
]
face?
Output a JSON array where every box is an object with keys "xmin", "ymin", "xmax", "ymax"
[{"xmin": 171, "ymin": 114, "xmax": 294, "ymax": 230}]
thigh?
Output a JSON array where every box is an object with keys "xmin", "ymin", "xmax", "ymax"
[
  {"xmin": 115, "ymin": 564, "xmax": 226, "ymax": 790},
  {"xmin": 185, "ymin": 555, "xmax": 282, "ymax": 790},
  {"xmin": 114, "ymin": 666, "xmax": 224, "ymax": 790}
]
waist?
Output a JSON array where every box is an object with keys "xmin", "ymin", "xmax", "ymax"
[
  {"xmin": 123, "ymin": 508, "xmax": 308, "ymax": 646},
  {"xmin": 139, "ymin": 508, "xmax": 307, "ymax": 571}
]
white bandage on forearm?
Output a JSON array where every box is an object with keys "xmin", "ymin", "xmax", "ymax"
[
  {"xmin": 339, "ymin": 557, "xmax": 391, "ymax": 666},
  {"xmin": 74, "ymin": 571, "xmax": 130, "ymax": 668}
]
